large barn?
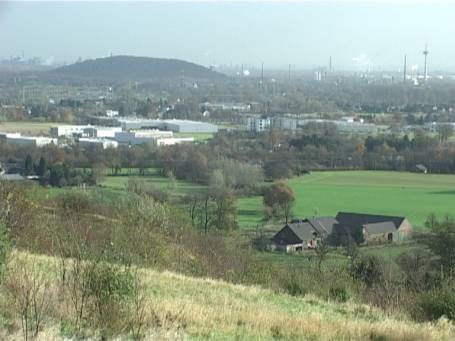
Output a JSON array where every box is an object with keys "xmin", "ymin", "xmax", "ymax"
[
  {"xmin": 334, "ymin": 212, "xmax": 413, "ymax": 244},
  {"xmin": 272, "ymin": 212, "xmax": 413, "ymax": 252}
]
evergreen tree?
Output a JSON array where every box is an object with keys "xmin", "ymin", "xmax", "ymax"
[
  {"xmin": 24, "ymin": 155, "xmax": 34, "ymax": 175},
  {"xmin": 37, "ymin": 157, "xmax": 47, "ymax": 177}
]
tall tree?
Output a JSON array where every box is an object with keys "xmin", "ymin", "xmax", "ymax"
[
  {"xmin": 36, "ymin": 157, "xmax": 47, "ymax": 177},
  {"xmin": 263, "ymin": 182, "xmax": 295, "ymax": 223}
]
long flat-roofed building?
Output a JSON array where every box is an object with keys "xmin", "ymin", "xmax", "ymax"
[
  {"xmin": 118, "ymin": 118, "xmax": 218, "ymax": 133},
  {"xmin": 50, "ymin": 125, "xmax": 91, "ymax": 137},
  {"xmin": 78, "ymin": 138, "xmax": 118, "ymax": 149},
  {"xmin": 6, "ymin": 134, "xmax": 57, "ymax": 147}
]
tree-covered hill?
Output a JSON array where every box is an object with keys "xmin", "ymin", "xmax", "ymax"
[{"xmin": 45, "ymin": 55, "xmax": 226, "ymax": 83}]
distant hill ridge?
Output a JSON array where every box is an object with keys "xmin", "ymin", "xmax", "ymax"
[{"xmin": 46, "ymin": 55, "xmax": 225, "ymax": 82}]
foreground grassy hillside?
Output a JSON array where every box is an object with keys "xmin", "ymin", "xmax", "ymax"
[
  {"xmin": 1, "ymin": 252, "xmax": 454, "ymax": 341},
  {"xmin": 238, "ymin": 171, "xmax": 455, "ymax": 229}
]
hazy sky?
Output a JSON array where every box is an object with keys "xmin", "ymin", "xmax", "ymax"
[{"xmin": 1, "ymin": 1, "xmax": 455, "ymax": 70}]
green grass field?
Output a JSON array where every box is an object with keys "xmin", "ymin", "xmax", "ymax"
[
  {"xmin": 0, "ymin": 121, "xmax": 57, "ymax": 136},
  {"xmin": 237, "ymin": 171, "xmax": 455, "ymax": 230},
  {"xmin": 99, "ymin": 169, "xmax": 207, "ymax": 197}
]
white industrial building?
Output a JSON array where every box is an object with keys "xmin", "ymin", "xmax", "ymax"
[
  {"xmin": 50, "ymin": 125, "xmax": 91, "ymax": 137},
  {"xmin": 114, "ymin": 130, "xmax": 173, "ymax": 145},
  {"xmin": 200, "ymin": 102, "xmax": 251, "ymax": 112},
  {"xmin": 114, "ymin": 130, "xmax": 193, "ymax": 146},
  {"xmin": 299, "ymin": 119, "xmax": 377, "ymax": 134},
  {"xmin": 51, "ymin": 125, "xmax": 123, "ymax": 139},
  {"xmin": 118, "ymin": 118, "xmax": 218, "ymax": 133},
  {"xmin": 273, "ymin": 117, "xmax": 298, "ymax": 131},
  {"xmin": 106, "ymin": 109, "xmax": 119, "ymax": 117},
  {"xmin": 0, "ymin": 132, "xmax": 21, "ymax": 140},
  {"xmin": 4, "ymin": 134, "xmax": 57, "ymax": 147},
  {"xmin": 78, "ymin": 138, "xmax": 118, "ymax": 149},
  {"xmin": 156, "ymin": 137, "xmax": 194, "ymax": 146},
  {"xmin": 424, "ymin": 122, "xmax": 455, "ymax": 133},
  {"xmin": 83, "ymin": 126, "xmax": 122, "ymax": 138}
]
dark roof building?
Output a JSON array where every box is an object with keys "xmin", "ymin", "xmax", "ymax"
[
  {"xmin": 335, "ymin": 212, "xmax": 405, "ymax": 230},
  {"xmin": 272, "ymin": 212, "xmax": 413, "ymax": 252},
  {"xmin": 334, "ymin": 212, "xmax": 413, "ymax": 245},
  {"xmin": 272, "ymin": 217, "xmax": 337, "ymax": 252}
]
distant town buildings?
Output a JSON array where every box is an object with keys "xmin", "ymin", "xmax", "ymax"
[
  {"xmin": 1, "ymin": 118, "xmax": 218, "ymax": 150},
  {"xmin": 272, "ymin": 117, "xmax": 298, "ymax": 131},
  {"xmin": 424, "ymin": 121, "xmax": 455, "ymax": 133},
  {"xmin": 246, "ymin": 116, "xmax": 271, "ymax": 132},
  {"xmin": 105, "ymin": 109, "xmax": 119, "ymax": 117},
  {"xmin": 200, "ymin": 102, "xmax": 251, "ymax": 112},
  {"xmin": 245, "ymin": 114, "xmax": 377, "ymax": 134}
]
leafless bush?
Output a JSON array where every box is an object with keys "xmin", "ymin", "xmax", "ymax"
[{"xmin": 4, "ymin": 255, "xmax": 53, "ymax": 341}]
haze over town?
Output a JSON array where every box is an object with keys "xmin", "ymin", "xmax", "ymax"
[{"xmin": 2, "ymin": 1, "xmax": 455, "ymax": 71}]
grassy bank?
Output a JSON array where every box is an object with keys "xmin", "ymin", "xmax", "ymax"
[{"xmin": 2, "ymin": 251, "xmax": 454, "ymax": 341}]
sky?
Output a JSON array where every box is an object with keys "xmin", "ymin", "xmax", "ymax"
[{"xmin": 1, "ymin": 1, "xmax": 455, "ymax": 71}]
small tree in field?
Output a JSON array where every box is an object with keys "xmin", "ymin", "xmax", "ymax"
[
  {"xmin": 263, "ymin": 182, "xmax": 295, "ymax": 223},
  {"xmin": 315, "ymin": 237, "xmax": 329, "ymax": 272}
]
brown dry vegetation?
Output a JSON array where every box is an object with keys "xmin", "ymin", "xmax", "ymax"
[{"xmin": 1, "ymin": 251, "xmax": 454, "ymax": 341}]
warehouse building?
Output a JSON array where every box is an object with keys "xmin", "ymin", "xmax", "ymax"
[
  {"xmin": 77, "ymin": 138, "xmax": 118, "ymax": 149},
  {"xmin": 114, "ymin": 130, "xmax": 173, "ymax": 145},
  {"xmin": 83, "ymin": 126, "xmax": 122, "ymax": 138},
  {"xmin": 118, "ymin": 118, "xmax": 218, "ymax": 133},
  {"xmin": 5, "ymin": 134, "xmax": 57, "ymax": 147},
  {"xmin": 50, "ymin": 125, "xmax": 91, "ymax": 137}
]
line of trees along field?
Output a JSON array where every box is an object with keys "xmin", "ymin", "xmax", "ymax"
[
  {"xmin": 1, "ymin": 180, "xmax": 455, "ymax": 339},
  {"xmin": 2, "ymin": 121, "xmax": 455, "ymax": 189}
]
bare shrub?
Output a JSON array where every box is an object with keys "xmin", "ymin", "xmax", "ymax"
[{"xmin": 4, "ymin": 255, "xmax": 52, "ymax": 341}]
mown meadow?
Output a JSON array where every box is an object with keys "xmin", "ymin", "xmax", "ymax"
[{"xmin": 237, "ymin": 171, "xmax": 455, "ymax": 230}]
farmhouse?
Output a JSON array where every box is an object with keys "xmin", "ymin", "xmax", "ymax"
[
  {"xmin": 271, "ymin": 217, "xmax": 338, "ymax": 252},
  {"xmin": 272, "ymin": 212, "xmax": 413, "ymax": 252}
]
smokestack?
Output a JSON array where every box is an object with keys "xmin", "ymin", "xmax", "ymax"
[
  {"xmin": 261, "ymin": 62, "xmax": 264, "ymax": 88},
  {"xmin": 403, "ymin": 55, "xmax": 407, "ymax": 82},
  {"xmin": 329, "ymin": 56, "xmax": 332, "ymax": 72},
  {"xmin": 288, "ymin": 63, "xmax": 291, "ymax": 81}
]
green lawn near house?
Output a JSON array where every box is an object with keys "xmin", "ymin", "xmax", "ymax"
[{"xmin": 237, "ymin": 171, "xmax": 455, "ymax": 230}]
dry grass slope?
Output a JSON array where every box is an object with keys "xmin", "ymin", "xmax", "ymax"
[{"xmin": 2, "ymin": 252, "xmax": 454, "ymax": 341}]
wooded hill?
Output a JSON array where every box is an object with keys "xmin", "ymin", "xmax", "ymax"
[{"xmin": 44, "ymin": 55, "xmax": 226, "ymax": 83}]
